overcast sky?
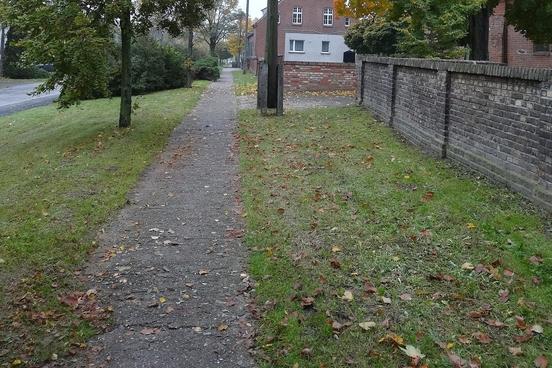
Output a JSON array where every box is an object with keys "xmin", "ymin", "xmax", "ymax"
[{"xmin": 238, "ymin": 0, "xmax": 266, "ymax": 20}]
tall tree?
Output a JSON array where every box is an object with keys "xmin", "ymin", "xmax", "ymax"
[
  {"xmin": 505, "ymin": 0, "xmax": 552, "ymax": 43},
  {"xmin": 199, "ymin": 0, "xmax": 239, "ymax": 56},
  {"xmin": 0, "ymin": 3, "xmax": 7, "ymax": 77},
  {"xmin": 333, "ymin": 0, "xmax": 392, "ymax": 18},
  {"xmin": 138, "ymin": 0, "xmax": 215, "ymax": 88}
]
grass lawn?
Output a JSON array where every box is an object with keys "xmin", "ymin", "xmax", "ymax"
[
  {"xmin": 0, "ymin": 82, "xmax": 208, "ymax": 365},
  {"xmin": 239, "ymin": 107, "xmax": 551, "ymax": 367},
  {"xmin": 233, "ymin": 70, "xmax": 257, "ymax": 96}
]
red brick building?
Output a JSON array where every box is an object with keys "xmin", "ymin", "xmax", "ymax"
[
  {"xmin": 247, "ymin": 0, "xmax": 355, "ymax": 72},
  {"xmin": 489, "ymin": 0, "xmax": 552, "ymax": 68}
]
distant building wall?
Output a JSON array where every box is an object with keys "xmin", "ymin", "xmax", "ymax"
[
  {"xmin": 284, "ymin": 33, "xmax": 350, "ymax": 63},
  {"xmin": 489, "ymin": 0, "xmax": 552, "ymax": 68},
  {"xmin": 357, "ymin": 55, "xmax": 552, "ymax": 210}
]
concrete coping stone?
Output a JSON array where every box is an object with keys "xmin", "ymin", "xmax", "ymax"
[{"xmin": 357, "ymin": 55, "xmax": 552, "ymax": 82}]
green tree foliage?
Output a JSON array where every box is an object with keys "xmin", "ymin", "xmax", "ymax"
[
  {"xmin": 2, "ymin": 0, "xmax": 112, "ymax": 106},
  {"xmin": 389, "ymin": 0, "xmax": 488, "ymax": 58},
  {"xmin": 3, "ymin": 27, "xmax": 49, "ymax": 78},
  {"xmin": 344, "ymin": 18, "xmax": 403, "ymax": 55},
  {"xmin": 505, "ymin": 0, "xmax": 552, "ymax": 43}
]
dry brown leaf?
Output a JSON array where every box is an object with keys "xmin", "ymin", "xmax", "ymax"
[
  {"xmin": 473, "ymin": 332, "xmax": 492, "ymax": 344},
  {"xmin": 508, "ymin": 347, "xmax": 523, "ymax": 356},
  {"xmin": 535, "ymin": 355, "xmax": 549, "ymax": 368},
  {"xmin": 140, "ymin": 327, "xmax": 160, "ymax": 335}
]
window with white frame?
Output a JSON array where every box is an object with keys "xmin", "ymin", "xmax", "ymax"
[
  {"xmin": 321, "ymin": 41, "xmax": 330, "ymax": 53},
  {"xmin": 345, "ymin": 17, "xmax": 351, "ymax": 27},
  {"xmin": 323, "ymin": 8, "xmax": 333, "ymax": 26},
  {"xmin": 289, "ymin": 39, "xmax": 305, "ymax": 52},
  {"xmin": 292, "ymin": 7, "xmax": 303, "ymax": 24}
]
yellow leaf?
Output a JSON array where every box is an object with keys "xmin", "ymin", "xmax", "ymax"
[
  {"xmin": 359, "ymin": 321, "xmax": 376, "ymax": 330},
  {"xmin": 342, "ymin": 290, "xmax": 354, "ymax": 302},
  {"xmin": 467, "ymin": 223, "xmax": 477, "ymax": 230},
  {"xmin": 331, "ymin": 245, "xmax": 342, "ymax": 253},
  {"xmin": 400, "ymin": 345, "xmax": 425, "ymax": 359},
  {"xmin": 159, "ymin": 296, "xmax": 167, "ymax": 304},
  {"xmin": 461, "ymin": 262, "xmax": 474, "ymax": 270}
]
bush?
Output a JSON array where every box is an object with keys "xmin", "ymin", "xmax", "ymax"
[
  {"xmin": 193, "ymin": 56, "xmax": 220, "ymax": 81},
  {"xmin": 3, "ymin": 28, "xmax": 51, "ymax": 79},
  {"xmin": 108, "ymin": 36, "xmax": 191, "ymax": 96},
  {"xmin": 344, "ymin": 18, "xmax": 403, "ymax": 56}
]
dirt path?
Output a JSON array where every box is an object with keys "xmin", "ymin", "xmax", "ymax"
[{"xmin": 75, "ymin": 70, "xmax": 255, "ymax": 367}]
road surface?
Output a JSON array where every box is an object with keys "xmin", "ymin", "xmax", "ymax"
[{"xmin": 0, "ymin": 82, "xmax": 60, "ymax": 117}]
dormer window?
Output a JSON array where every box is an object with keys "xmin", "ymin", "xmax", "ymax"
[
  {"xmin": 323, "ymin": 8, "xmax": 333, "ymax": 26},
  {"xmin": 292, "ymin": 7, "xmax": 303, "ymax": 24}
]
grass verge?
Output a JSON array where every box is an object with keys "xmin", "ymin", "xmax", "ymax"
[
  {"xmin": 239, "ymin": 107, "xmax": 551, "ymax": 367},
  {"xmin": 233, "ymin": 70, "xmax": 257, "ymax": 96},
  {"xmin": 0, "ymin": 82, "xmax": 208, "ymax": 365}
]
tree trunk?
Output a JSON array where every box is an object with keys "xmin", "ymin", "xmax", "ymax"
[
  {"xmin": 209, "ymin": 37, "xmax": 217, "ymax": 56},
  {"xmin": 243, "ymin": 0, "xmax": 250, "ymax": 74},
  {"xmin": 0, "ymin": 26, "xmax": 6, "ymax": 77},
  {"xmin": 186, "ymin": 27, "xmax": 193, "ymax": 88},
  {"xmin": 119, "ymin": 4, "xmax": 132, "ymax": 128},
  {"xmin": 265, "ymin": 0, "xmax": 278, "ymax": 109},
  {"xmin": 469, "ymin": 6, "xmax": 490, "ymax": 60}
]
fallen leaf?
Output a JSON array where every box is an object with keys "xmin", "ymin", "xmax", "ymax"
[
  {"xmin": 535, "ymin": 355, "xmax": 548, "ymax": 368},
  {"xmin": 503, "ymin": 269, "xmax": 514, "ymax": 277},
  {"xmin": 379, "ymin": 333, "xmax": 404, "ymax": 346},
  {"xmin": 529, "ymin": 256, "xmax": 543, "ymax": 265},
  {"xmin": 514, "ymin": 331, "xmax": 533, "ymax": 343},
  {"xmin": 382, "ymin": 296, "xmax": 391, "ymax": 304},
  {"xmin": 159, "ymin": 296, "xmax": 167, "ymax": 304},
  {"xmin": 447, "ymin": 352, "xmax": 466, "ymax": 368},
  {"xmin": 342, "ymin": 290, "xmax": 354, "ymax": 302},
  {"xmin": 330, "ymin": 258, "xmax": 341, "ymax": 269},
  {"xmin": 421, "ymin": 191, "xmax": 434, "ymax": 202},
  {"xmin": 473, "ymin": 332, "xmax": 492, "ymax": 344},
  {"xmin": 462, "ymin": 262, "xmax": 475, "ymax": 270},
  {"xmin": 458, "ymin": 336, "xmax": 472, "ymax": 345},
  {"xmin": 531, "ymin": 324, "xmax": 544, "ymax": 334},
  {"xmin": 192, "ymin": 326, "xmax": 202, "ymax": 333},
  {"xmin": 400, "ymin": 293, "xmax": 412, "ymax": 301},
  {"xmin": 359, "ymin": 321, "xmax": 376, "ymax": 330},
  {"xmin": 277, "ymin": 208, "xmax": 285, "ymax": 215},
  {"xmin": 331, "ymin": 245, "xmax": 342, "ymax": 253},
  {"xmin": 508, "ymin": 346, "xmax": 523, "ymax": 356},
  {"xmin": 484, "ymin": 319, "xmax": 506, "ymax": 328},
  {"xmin": 400, "ymin": 345, "xmax": 425, "ymax": 359},
  {"xmin": 499, "ymin": 289, "xmax": 510, "ymax": 302},
  {"xmin": 198, "ymin": 269, "xmax": 209, "ymax": 275},
  {"xmin": 140, "ymin": 327, "xmax": 160, "ymax": 335},
  {"xmin": 217, "ymin": 323, "xmax": 229, "ymax": 332},
  {"xmin": 515, "ymin": 316, "xmax": 527, "ymax": 329},
  {"xmin": 467, "ymin": 223, "xmax": 477, "ymax": 230},
  {"xmin": 301, "ymin": 348, "xmax": 313, "ymax": 357},
  {"xmin": 301, "ymin": 297, "xmax": 315, "ymax": 309}
]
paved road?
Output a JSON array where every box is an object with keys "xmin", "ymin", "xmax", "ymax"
[
  {"xmin": 66, "ymin": 69, "xmax": 255, "ymax": 367},
  {"xmin": 0, "ymin": 82, "xmax": 59, "ymax": 117}
]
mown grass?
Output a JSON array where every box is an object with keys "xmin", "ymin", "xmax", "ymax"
[
  {"xmin": 0, "ymin": 82, "xmax": 208, "ymax": 365},
  {"xmin": 239, "ymin": 107, "xmax": 551, "ymax": 367},
  {"xmin": 233, "ymin": 70, "xmax": 257, "ymax": 96}
]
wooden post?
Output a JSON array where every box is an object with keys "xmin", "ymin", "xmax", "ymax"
[
  {"xmin": 243, "ymin": 0, "xmax": 250, "ymax": 74},
  {"xmin": 276, "ymin": 61, "xmax": 284, "ymax": 116},
  {"xmin": 265, "ymin": 0, "xmax": 278, "ymax": 109},
  {"xmin": 259, "ymin": 62, "xmax": 269, "ymax": 115}
]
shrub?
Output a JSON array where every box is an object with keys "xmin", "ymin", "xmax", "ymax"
[
  {"xmin": 193, "ymin": 56, "xmax": 220, "ymax": 81},
  {"xmin": 344, "ymin": 18, "xmax": 403, "ymax": 56},
  {"xmin": 108, "ymin": 36, "xmax": 191, "ymax": 96}
]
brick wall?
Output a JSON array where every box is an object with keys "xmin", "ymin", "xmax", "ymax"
[
  {"xmin": 283, "ymin": 61, "xmax": 356, "ymax": 92},
  {"xmin": 357, "ymin": 55, "xmax": 552, "ymax": 210}
]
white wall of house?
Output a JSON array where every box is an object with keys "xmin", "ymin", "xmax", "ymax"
[{"xmin": 284, "ymin": 33, "xmax": 351, "ymax": 63}]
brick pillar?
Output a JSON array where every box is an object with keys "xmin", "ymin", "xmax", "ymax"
[
  {"xmin": 436, "ymin": 70, "xmax": 452, "ymax": 158},
  {"xmin": 387, "ymin": 63, "xmax": 397, "ymax": 126},
  {"xmin": 356, "ymin": 57, "xmax": 365, "ymax": 105}
]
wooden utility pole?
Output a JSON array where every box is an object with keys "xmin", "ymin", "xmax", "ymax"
[
  {"xmin": 265, "ymin": 0, "xmax": 278, "ymax": 108},
  {"xmin": 242, "ymin": 0, "xmax": 250, "ymax": 74}
]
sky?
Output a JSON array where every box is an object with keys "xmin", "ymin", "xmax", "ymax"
[{"xmin": 238, "ymin": 0, "xmax": 266, "ymax": 20}]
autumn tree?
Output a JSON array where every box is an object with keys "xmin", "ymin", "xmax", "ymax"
[
  {"xmin": 333, "ymin": 0, "xmax": 392, "ymax": 18},
  {"xmin": 199, "ymin": 0, "xmax": 240, "ymax": 56}
]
